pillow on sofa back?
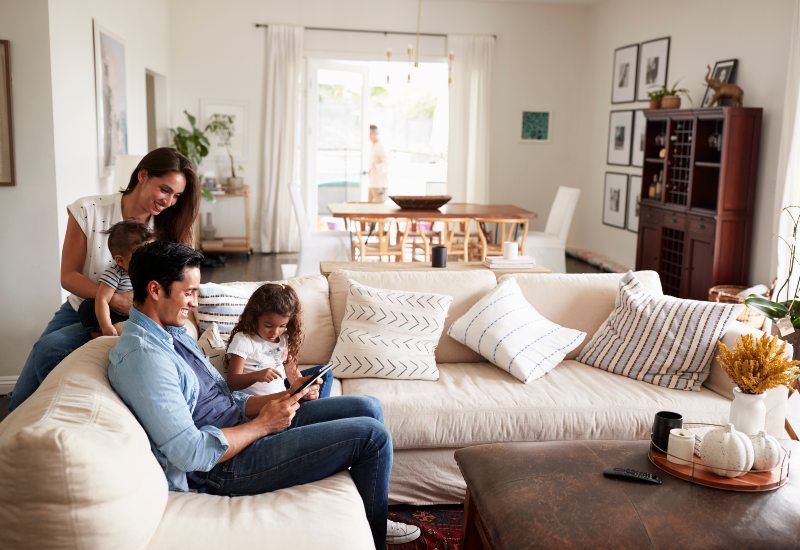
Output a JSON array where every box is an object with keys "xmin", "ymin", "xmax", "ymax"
[
  {"xmin": 195, "ymin": 275, "xmax": 336, "ymax": 366},
  {"xmin": 0, "ymin": 338, "xmax": 167, "ymax": 550},
  {"xmin": 329, "ymin": 280, "xmax": 453, "ymax": 380},
  {"xmin": 447, "ymin": 278, "xmax": 586, "ymax": 383},
  {"xmin": 576, "ymin": 271, "xmax": 741, "ymax": 391},
  {"xmin": 328, "ymin": 269, "xmax": 498, "ymax": 363}
]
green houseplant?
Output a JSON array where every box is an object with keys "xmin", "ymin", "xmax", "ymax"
[
  {"xmin": 660, "ymin": 80, "xmax": 692, "ymax": 109},
  {"xmin": 205, "ymin": 113, "xmax": 240, "ymax": 185},
  {"xmin": 169, "ymin": 110, "xmax": 213, "ymax": 201}
]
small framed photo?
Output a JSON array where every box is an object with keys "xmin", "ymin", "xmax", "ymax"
[
  {"xmin": 611, "ymin": 44, "xmax": 638, "ymax": 103},
  {"xmin": 603, "ymin": 172, "xmax": 629, "ymax": 229},
  {"xmin": 200, "ymin": 99, "xmax": 247, "ymax": 159},
  {"xmin": 702, "ymin": 59, "xmax": 738, "ymax": 108},
  {"xmin": 520, "ymin": 110, "xmax": 550, "ymax": 142},
  {"xmin": 637, "ymin": 37, "xmax": 670, "ymax": 101},
  {"xmin": 627, "ymin": 175, "xmax": 641, "ymax": 233},
  {"xmin": 93, "ymin": 21, "xmax": 128, "ymax": 177},
  {"xmin": 631, "ymin": 110, "xmax": 646, "ymax": 167},
  {"xmin": 0, "ymin": 40, "xmax": 15, "ymax": 186},
  {"xmin": 607, "ymin": 110, "xmax": 633, "ymax": 166}
]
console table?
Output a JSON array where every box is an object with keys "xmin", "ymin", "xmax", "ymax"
[
  {"xmin": 455, "ymin": 440, "xmax": 799, "ymax": 549},
  {"xmin": 319, "ymin": 261, "xmax": 550, "ymax": 280}
]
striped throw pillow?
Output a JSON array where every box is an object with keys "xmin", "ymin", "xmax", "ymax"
[
  {"xmin": 576, "ymin": 271, "xmax": 741, "ymax": 391},
  {"xmin": 328, "ymin": 280, "xmax": 453, "ymax": 380},
  {"xmin": 447, "ymin": 278, "xmax": 586, "ymax": 383},
  {"xmin": 196, "ymin": 283, "xmax": 251, "ymax": 338}
]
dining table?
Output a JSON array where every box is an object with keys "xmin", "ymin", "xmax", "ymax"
[{"xmin": 327, "ymin": 201, "xmax": 538, "ymax": 221}]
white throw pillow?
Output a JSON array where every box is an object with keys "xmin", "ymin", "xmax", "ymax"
[
  {"xmin": 196, "ymin": 282, "xmax": 250, "ymax": 338},
  {"xmin": 447, "ymin": 278, "xmax": 586, "ymax": 383},
  {"xmin": 328, "ymin": 280, "xmax": 453, "ymax": 380},
  {"xmin": 198, "ymin": 322, "xmax": 226, "ymax": 376}
]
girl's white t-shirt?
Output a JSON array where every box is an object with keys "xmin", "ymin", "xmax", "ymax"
[
  {"xmin": 226, "ymin": 332, "xmax": 288, "ymax": 396},
  {"xmin": 65, "ymin": 193, "xmax": 153, "ymax": 310}
]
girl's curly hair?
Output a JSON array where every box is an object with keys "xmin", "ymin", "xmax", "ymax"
[{"xmin": 226, "ymin": 284, "xmax": 303, "ymax": 365}]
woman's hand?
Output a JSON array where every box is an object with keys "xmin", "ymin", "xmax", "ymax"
[{"xmin": 109, "ymin": 291, "xmax": 133, "ymax": 315}]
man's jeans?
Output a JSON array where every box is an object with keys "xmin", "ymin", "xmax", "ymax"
[
  {"xmin": 204, "ymin": 395, "xmax": 391, "ymax": 549},
  {"xmin": 9, "ymin": 302, "xmax": 91, "ymax": 411}
]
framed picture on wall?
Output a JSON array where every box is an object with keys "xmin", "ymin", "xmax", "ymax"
[
  {"xmin": 520, "ymin": 110, "xmax": 550, "ymax": 142},
  {"xmin": 636, "ymin": 37, "xmax": 670, "ymax": 101},
  {"xmin": 93, "ymin": 21, "xmax": 128, "ymax": 178},
  {"xmin": 631, "ymin": 109, "xmax": 646, "ymax": 167},
  {"xmin": 627, "ymin": 175, "xmax": 641, "ymax": 233},
  {"xmin": 0, "ymin": 40, "xmax": 15, "ymax": 186},
  {"xmin": 607, "ymin": 110, "xmax": 633, "ymax": 166},
  {"xmin": 702, "ymin": 59, "xmax": 738, "ymax": 107},
  {"xmin": 611, "ymin": 44, "xmax": 638, "ymax": 103},
  {"xmin": 603, "ymin": 172, "xmax": 628, "ymax": 229}
]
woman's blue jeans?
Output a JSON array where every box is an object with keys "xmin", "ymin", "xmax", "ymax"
[
  {"xmin": 204, "ymin": 395, "xmax": 391, "ymax": 550},
  {"xmin": 8, "ymin": 302, "xmax": 91, "ymax": 411}
]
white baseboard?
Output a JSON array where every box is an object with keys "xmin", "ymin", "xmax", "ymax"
[{"xmin": 0, "ymin": 376, "xmax": 17, "ymax": 395}]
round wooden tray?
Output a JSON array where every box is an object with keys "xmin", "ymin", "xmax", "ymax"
[
  {"xmin": 648, "ymin": 424, "xmax": 791, "ymax": 492},
  {"xmin": 389, "ymin": 195, "xmax": 452, "ymax": 210}
]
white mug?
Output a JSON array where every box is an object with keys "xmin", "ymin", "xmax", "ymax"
[
  {"xmin": 503, "ymin": 241, "xmax": 518, "ymax": 260},
  {"xmin": 667, "ymin": 428, "xmax": 695, "ymax": 466}
]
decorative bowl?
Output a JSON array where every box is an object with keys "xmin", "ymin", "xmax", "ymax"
[{"xmin": 389, "ymin": 195, "xmax": 452, "ymax": 210}]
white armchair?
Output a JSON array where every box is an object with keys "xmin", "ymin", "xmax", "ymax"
[
  {"xmin": 526, "ymin": 186, "xmax": 580, "ymax": 273},
  {"xmin": 288, "ymin": 186, "xmax": 352, "ymax": 277}
]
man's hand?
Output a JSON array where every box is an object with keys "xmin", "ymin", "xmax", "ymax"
[
  {"xmin": 109, "ymin": 291, "xmax": 133, "ymax": 315},
  {"xmin": 255, "ymin": 391, "xmax": 305, "ymax": 434}
]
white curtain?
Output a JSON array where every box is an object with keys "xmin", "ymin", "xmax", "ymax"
[
  {"xmin": 259, "ymin": 25, "xmax": 303, "ymax": 253},
  {"xmin": 774, "ymin": 1, "xmax": 800, "ymax": 301},
  {"xmin": 446, "ymin": 35, "xmax": 494, "ymax": 204}
]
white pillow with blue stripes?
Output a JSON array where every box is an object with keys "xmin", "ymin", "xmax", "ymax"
[
  {"xmin": 196, "ymin": 283, "xmax": 251, "ymax": 339},
  {"xmin": 447, "ymin": 278, "xmax": 586, "ymax": 383}
]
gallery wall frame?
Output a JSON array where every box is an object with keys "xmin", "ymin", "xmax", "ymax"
[
  {"xmin": 93, "ymin": 21, "xmax": 128, "ymax": 178},
  {"xmin": 611, "ymin": 43, "xmax": 638, "ymax": 104},
  {"xmin": 631, "ymin": 109, "xmax": 646, "ymax": 167},
  {"xmin": 636, "ymin": 36, "xmax": 670, "ymax": 101},
  {"xmin": 607, "ymin": 110, "xmax": 633, "ymax": 166},
  {"xmin": 520, "ymin": 110, "xmax": 551, "ymax": 142},
  {"xmin": 702, "ymin": 58, "xmax": 738, "ymax": 108},
  {"xmin": 0, "ymin": 40, "xmax": 15, "ymax": 186},
  {"xmin": 603, "ymin": 172, "xmax": 629, "ymax": 229},
  {"xmin": 200, "ymin": 98, "xmax": 248, "ymax": 162},
  {"xmin": 627, "ymin": 175, "xmax": 641, "ymax": 233}
]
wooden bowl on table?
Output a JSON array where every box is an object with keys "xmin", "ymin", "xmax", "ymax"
[{"xmin": 389, "ymin": 195, "xmax": 452, "ymax": 210}]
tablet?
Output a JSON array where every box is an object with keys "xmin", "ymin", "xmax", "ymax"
[{"xmin": 290, "ymin": 364, "xmax": 333, "ymax": 396}]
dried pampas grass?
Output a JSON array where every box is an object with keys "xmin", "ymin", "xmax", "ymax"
[{"xmin": 716, "ymin": 333, "xmax": 800, "ymax": 395}]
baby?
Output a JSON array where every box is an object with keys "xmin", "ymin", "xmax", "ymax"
[{"xmin": 78, "ymin": 220, "xmax": 153, "ymax": 337}]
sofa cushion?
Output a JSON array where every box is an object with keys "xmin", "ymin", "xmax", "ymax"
[
  {"xmin": 447, "ymin": 278, "xmax": 585, "ymax": 383},
  {"xmin": 505, "ymin": 270, "xmax": 663, "ymax": 359},
  {"xmin": 194, "ymin": 275, "xmax": 336, "ymax": 366},
  {"xmin": 0, "ymin": 338, "xmax": 167, "ymax": 550},
  {"xmin": 147, "ymin": 471, "xmax": 373, "ymax": 549},
  {"xmin": 577, "ymin": 272, "xmax": 740, "ymax": 391},
  {"xmin": 329, "ymin": 280, "xmax": 452, "ymax": 380},
  {"xmin": 329, "ymin": 269, "xmax": 498, "ymax": 363},
  {"xmin": 198, "ymin": 322, "xmax": 226, "ymax": 376},
  {"xmin": 340, "ymin": 360, "xmax": 737, "ymax": 450}
]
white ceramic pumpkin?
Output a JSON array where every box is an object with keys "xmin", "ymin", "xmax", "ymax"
[
  {"xmin": 699, "ymin": 423, "xmax": 754, "ymax": 478},
  {"xmin": 749, "ymin": 431, "xmax": 782, "ymax": 470}
]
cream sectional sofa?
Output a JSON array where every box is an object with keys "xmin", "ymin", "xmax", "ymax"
[{"xmin": 0, "ymin": 269, "xmax": 788, "ymax": 549}]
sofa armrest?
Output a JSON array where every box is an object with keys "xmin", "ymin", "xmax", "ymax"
[{"xmin": 704, "ymin": 320, "xmax": 792, "ymax": 436}]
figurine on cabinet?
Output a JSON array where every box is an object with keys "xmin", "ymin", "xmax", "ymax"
[{"xmin": 704, "ymin": 65, "xmax": 744, "ymax": 107}]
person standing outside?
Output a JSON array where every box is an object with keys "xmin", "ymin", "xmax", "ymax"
[{"xmin": 367, "ymin": 124, "xmax": 389, "ymax": 203}]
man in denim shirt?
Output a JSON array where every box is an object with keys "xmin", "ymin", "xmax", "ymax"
[{"xmin": 108, "ymin": 242, "xmax": 420, "ymax": 548}]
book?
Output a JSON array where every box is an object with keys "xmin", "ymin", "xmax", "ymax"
[{"xmin": 483, "ymin": 256, "xmax": 537, "ymax": 268}]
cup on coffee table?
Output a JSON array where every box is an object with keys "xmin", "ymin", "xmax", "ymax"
[{"xmin": 651, "ymin": 411, "xmax": 683, "ymax": 452}]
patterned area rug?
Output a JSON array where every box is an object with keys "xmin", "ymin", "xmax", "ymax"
[{"xmin": 387, "ymin": 505, "xmax": 463, "ymax": 549}]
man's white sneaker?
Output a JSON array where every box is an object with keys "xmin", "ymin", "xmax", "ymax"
[{"xmin": 386, "ymin": 519, "xmax": 421, "ymax": 545}]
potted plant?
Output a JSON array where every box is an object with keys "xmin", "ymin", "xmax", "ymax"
[
  {"xmin": 659, "ymin": 80, "xmax": 692, "ymax": 109},
  {"xmin": 746, "ymin": 205, "xmax": 800, "ymax": 359},
  {"xmin": 205, "ymin": 113, "xmax": 243, "ymax": 189},
  {"xmin": 169, "ymin": 110, "xmax": 214, "ymax": 201},
  {"xmin": 647, "ymin": 88, "xmax": 666, "ymax": 110}
]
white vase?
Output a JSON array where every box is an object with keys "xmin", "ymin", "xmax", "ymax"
[{"xmin": 728, "ymin": 386, "xmax": 766, "ymax": 435}]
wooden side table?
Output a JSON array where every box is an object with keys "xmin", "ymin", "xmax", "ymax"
[
  {"xmin": 199, "ymin": 189, "xmax": 252, "ymax": 255},
  {"xmin": 318, "ymin": 261, "xmax": 550, "ymax": 280}
]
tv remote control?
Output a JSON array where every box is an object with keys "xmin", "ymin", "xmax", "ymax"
[{"xmin": 603, "ymin": 467, "xmax": 662, "ymax": 485}]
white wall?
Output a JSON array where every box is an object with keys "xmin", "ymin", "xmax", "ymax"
[
  {"xmin": 577, "ymin": 0, "xmax": 795, "ymax": 284},
  {"xmin": 169, "ymin": 0, "xmax": 592, "ymax": 251}
]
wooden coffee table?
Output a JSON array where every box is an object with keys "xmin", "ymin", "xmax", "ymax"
[{"xmin": 455, "ymin": 440, "xmax": 800, "ymax": 549}]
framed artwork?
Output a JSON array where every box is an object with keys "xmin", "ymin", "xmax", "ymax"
[
  {"xmin": 603, "ymin": 172, "xmax": 628, "ymax": 229},
  {"xmin": 607, "ymin": 110, "xmax": 633, "ymax": 166},
  {"xmin": 702, "ymin": 59, "xmax": 738, "ymax": 108},
  {"xmin": 0, "ymin": 40, "xmax": 15, "ymax": 186},
  {"xmin": 520, "ymin": 110, "xmax": 550, "ymax": 142},
  {"xmin": 636, "ymin": 37, "xmax": 670, "ymax": 101},
  {"xmin": 93, "ymin": 21, "xmax": 128, "ymax": 177},
  {"xmin": 627, "ymin": 175, "xmax": 641, "ymax": 233},
  {"xmin": 200, "ymin": 99, "xmax": 247, "ymax": 159},
  {"xmin": 611, "ymin": 44, "xmax": 638, "ymax": 103},
  {"xmin": 631, "ymin": 109, "xmax": 646, "ymax": 167}
]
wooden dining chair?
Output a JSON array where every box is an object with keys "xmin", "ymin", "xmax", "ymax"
[
  {"xmin": 350, "ymin": 217, "xmax": 410, "ymax": 262},
  {"xmin": 440, "ymin": 218, "xmax": 478, "ymax": 262},
  {"xmin": 474, "ymin": 218, "xmax": 530, "ymax": 261}
]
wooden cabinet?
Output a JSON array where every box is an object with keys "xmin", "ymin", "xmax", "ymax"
[{"xmin": 635, "ymin": 107, "xmax": 761, "ymax": 299}]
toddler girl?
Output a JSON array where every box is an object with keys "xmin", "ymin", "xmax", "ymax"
[{"xmin": 225, "ymin": 283, "xmax": 332, "ymax": 398}]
